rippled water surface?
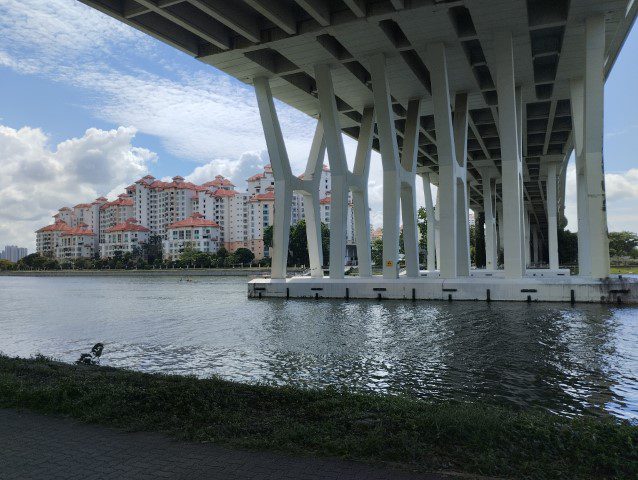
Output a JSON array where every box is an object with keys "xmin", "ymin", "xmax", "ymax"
[{"xmin": 1, "ymin": 275, "xmax": 637, "ymax": 419}]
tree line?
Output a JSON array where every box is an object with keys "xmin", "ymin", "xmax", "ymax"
[
  {"xmin": 0, "ymin": 235, "xmax": 267, "ymax": 271},
  {"xmin": 2, "ymin": 222, "xmax": 636, "ymax": 272}
]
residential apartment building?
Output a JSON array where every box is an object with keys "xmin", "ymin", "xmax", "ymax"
[
  {"xmin": 163, "ymin": 213, "xmax": 220, "ymax": 260},
  {"xmin": 36, "ymin": 220, "xmax": 72, "ymax": 257},
  {"xmin": 134, "ymin": 175, "xmax": 203, "ymax": 238},
  {"xmin": 0, "ymin": 245, "xmax": 28, "ymax": 262},
  {"xmin": 246, "ymin": 187, "xmax": 274, "ymax": 260},
  {"xmin": 100, "ymin": 219, "xmax": 150, "ymax": 258},
  {"xmin": 99, "ymin": 195, "xmax": 135, "ymax": 244},
  {"xmin": 35, "ymin": 164, "xmax": 357, "ymax": 262},
  {"xmin": 56, "ymin": 225, "xmax": 96, "ymax": 260}
]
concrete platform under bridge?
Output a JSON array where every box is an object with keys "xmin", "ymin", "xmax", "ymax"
[{"xmin": 248, "ymin": 275, "xmax": 638, "ymax": 304}]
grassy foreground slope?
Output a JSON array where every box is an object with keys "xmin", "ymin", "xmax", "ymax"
[{"xmin": 1, "ymin": 355, "xmax": 636, "ymax": 479}]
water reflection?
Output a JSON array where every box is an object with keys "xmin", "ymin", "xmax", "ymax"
[{"xmin": 0, "ymin": 276, "xmax": 636, "ymax": 419}]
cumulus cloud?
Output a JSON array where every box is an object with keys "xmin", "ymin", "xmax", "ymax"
[
  {"xmin": 0, "ymin": 125, "xmax": 156, "ymax": 251},
  {"xmin": 186, "ymin": 151, "xmax": 269, "ymax": 188},
  {"xmin": 564, "ymin": 162, "xmax": 638, "ymax": 233}
]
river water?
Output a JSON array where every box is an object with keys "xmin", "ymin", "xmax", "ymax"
[{"xmin": 1, "ymin": 275, "xmax": 637, "ymax": 420}]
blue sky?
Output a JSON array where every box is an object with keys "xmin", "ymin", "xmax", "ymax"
[{"xmin": 0, "ymin": 0, "xmax": 636, "ymax": 251}]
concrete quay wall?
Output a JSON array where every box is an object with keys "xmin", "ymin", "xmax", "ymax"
[{"xmin": 248, "ymin": 276, "xmax": 638, "ymax": 304}]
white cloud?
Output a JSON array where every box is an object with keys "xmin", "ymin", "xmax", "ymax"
[
  {"xmin": 0, "ymin": 0, "xmax": 147, "ymax": 62},
  {"xmin": 0, "ymin": 0, "xmax": 315, "ymax": 167},
  {"xmin": 0, "ymin": 125, "xmax": 156, "ymax": 251},
  {"xmin": 186, "ymin": 151, "xmax": 269, "ymax": 187},
  {"xmin": 564, "ymin": 162, "xmax": 638, "ymax": 233}
]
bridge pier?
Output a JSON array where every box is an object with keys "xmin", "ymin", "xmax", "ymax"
[{"xmin": 247, "ymin": 12, "xmax": 629, "ymax": 302}]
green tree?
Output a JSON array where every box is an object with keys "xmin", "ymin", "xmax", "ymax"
[
  {"xmin": 142, "ymin": 235, "xmax": 164, "ymax": 263},
  {"xmin": 263, "ymin": 221, "xmax": 329, "ymax": 267},
  {"xmin": 0, "ymin": 259, "xmax": 15, "ymax": 271},
  {"xmin": 417, "ymin": 207, "xmax": 428, "ymax": 260},
  {"xmin": 473, "ymin": 212, "xmax": 486, "ymax": 268},
  {"xmin": 179, "ymin": 245, "xmax": 200, "ymax": 265},
  {"xmin": 558, "ymin": 227, "xmax": 578, "ymax": 264},
  {"xmin": 16, "ymin": 253, "xmax": 59, "ymax": 270},
  {"xmin": 233, "ymin": 247, "xmax": 255, "ymax": 265},
  {"xmin": 608, "ymin": 231, "xmax": 638, "ymax": 258},
  {"xmin": 371, "ymin": 237, "xmax": 383, "ymax": 267},
  {"xmin": 263, "ymin": 225, "xmax": 273, "ymax": 250}
]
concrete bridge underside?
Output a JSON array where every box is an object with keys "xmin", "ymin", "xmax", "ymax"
[{"xmin": 79, "ymin": 0, "xmax": 638, "ymax": 302}]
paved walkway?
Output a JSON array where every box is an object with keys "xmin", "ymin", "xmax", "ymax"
[{"xmin": 0, "ymin": 409, "xmax": 450, "ymax": 480}]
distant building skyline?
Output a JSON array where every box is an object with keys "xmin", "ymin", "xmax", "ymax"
[{"xmin": 0, "ymin": 245, "xmax": 28, "ymax": 263}]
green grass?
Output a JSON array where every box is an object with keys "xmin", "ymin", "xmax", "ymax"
[
  {"xmin": 1, "ymin": 355, "xmax": 636, "ymax": 479},
  {"xmin": 610, "ymin": 266, "xmax": 638, "ymax": 275}
]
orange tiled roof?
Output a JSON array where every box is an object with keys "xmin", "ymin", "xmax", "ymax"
[
  {"xmin": 249, "ymin": 191, "xmax": 275, "ymax": 202},
  {"xmin": 211, "ymin": 188, "xmax": 237, "ymax": 197},
  {"xmin": 105, "ymin": 218, "xmax": 150, "ymax": 233},
  {"xmin": 36, "ymin": 220, "xmax": 72, "ymax": 233},
  {"xmin": 202, "ymin": 175, "xmax": 235, "ymax": 188},
  {"xmin": 100, "ymin": 197, "xmax": 134, "ymax": 210},
  {"xmin": 61, "ymin": 225, "xmax": 95, "ymax": 236},
  {"xmin": 320, "ymin": 197, "xmax": 331, "ymax": 205},
  {"xmin": 166, "ymin": 213, "xmax": 219, "ymax": 229},
  {"xmin": 247, "ymin": 172, "xmax": 266, "ymax": 182}
]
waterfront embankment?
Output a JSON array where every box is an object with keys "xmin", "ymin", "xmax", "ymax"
[
  {"xmin": 0, "ymin": 268, "xmax": 303, "ymax": 277},
  {"xmin": 1, "ymin": 355, "xmax": 636, "ymax": 480}
]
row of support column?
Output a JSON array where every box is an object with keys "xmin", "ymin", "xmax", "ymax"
[{"xmin": 254, "ymin": 16, "xmax": 609, "ymax": 282}]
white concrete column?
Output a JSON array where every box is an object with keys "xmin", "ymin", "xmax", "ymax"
[
  {"xmin": 255, "ymin": 76, "xmax": 328, "ymax": 280},
  {"xmin": 254, "ymin": 77, "xmax": 294, "ymax": 279},
  {"xmin": 300, "ymin": 121, "xmax": 327, "ymax": 278},
  {"xmin": 584, "ymin": 15, "xmax": 610, "ymax": 278},
  {"xmin": 428, "ymin": 42, "xmax": 458, "ymax": 279},
  {"xmin": 547, "ymin": 162, "xmax": 559, "ymax": 270},
  {"xmin": 435, "ymin": 189, "xmax": 441, "ymax": 270},
  {"xmin": 421, "ymin": 173, "xmax": 437, "ymax": 271},
  {"xmin": 351, "ymin": 106, "xmax": 375, "ymax": 277},
  {"xmin": 570, "ymin": 78, "xmax": 591, "ymax": 276},
  {"xmin": 495, "ymin": 31, "xmax": 525, "ymax": 278},
  {"xmin": 369, "ymin": 53, "xmax": 401, "ymax": 279},
  {"xmin": 400, "ymin": 98, "xmax": 422, "ymax": 278},
  {"xmin": 532, "ymin": 225, "xmax": 539, "ymax": 265},
  {"xmin": 453, "ymin": 93, "xmax": 470, "ymax": 277},
  {"xmin": 496, "ymin": 200, "xmax": 504, "ymax": 263},
  {"xmin": 480, "ymin": 171, "xmax": 498, "ymax": 270},
  {"xmin": 524, "ymin": 207, "xmax": 531, "ymax": 267},
  {"xmin": 315, "ymin": 63, "xmax": 349, "ymax": 279}
]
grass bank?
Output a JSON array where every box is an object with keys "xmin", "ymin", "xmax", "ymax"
[
  {"xmin": 1, "ymin": 355, "xmax": 636, "ymax": 480},
  {"xmin": 611, "ymin": 266, "xmax": 638, "ymax": 275}
]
